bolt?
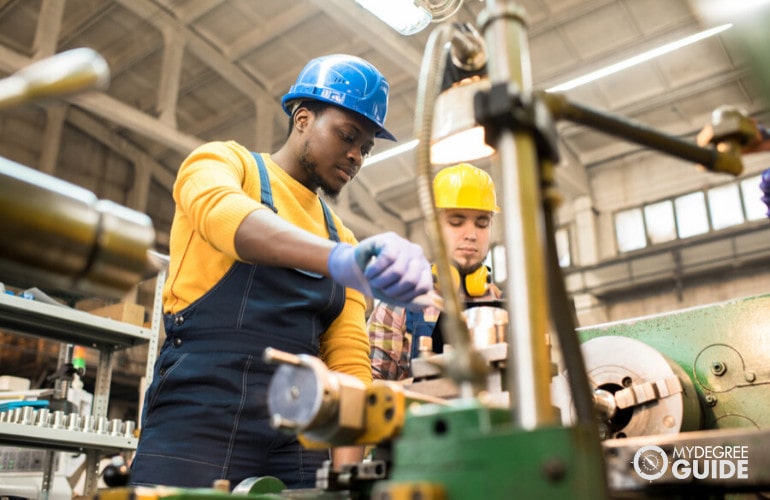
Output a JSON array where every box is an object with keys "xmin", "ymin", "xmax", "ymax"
[
  {"xmin": 270, "ymin": 414, "xmax": 297, "ymax": 430},
  {"xmin": 711, "ymin": 361, "xmax": 726, "ymax": 376},
  {"xmin": 705, "ymin": 394, "xmax": 718, "ymax": 407},
  {"xmin": 542, "ymin": 457, "xmax": 567, "ymax": 482},
  {"xmin": 745, "ymin": 372, "xmax": 756, "ymax": 383}
]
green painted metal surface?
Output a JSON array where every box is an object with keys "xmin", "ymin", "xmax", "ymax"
[
  {"xmin": 578, "ymin": 294, "xmax": 770, "ymax": 430},
  {"xmin": 376, "ymin": 400, "xmax": 608, "ymax": 499}
]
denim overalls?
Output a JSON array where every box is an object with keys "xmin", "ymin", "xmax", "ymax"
[{"xmin": 130, "ymin": 153, "xmax": 345, "ymax": 490}]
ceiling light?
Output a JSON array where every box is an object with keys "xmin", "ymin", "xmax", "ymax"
[
  {"xmin": 364, "ymin": 139, "xmax": 419, "ymax": 166},
  {"xmin": 546, "ymin": 23, "xmax": 732, "ymax": 92},
  {"xmin": 430, "ymin": 76, "xmax": 495, "ymax": 164},
  {"xmin": 354, "ymin": 0, "xmax": 432, "ymax": 36}
]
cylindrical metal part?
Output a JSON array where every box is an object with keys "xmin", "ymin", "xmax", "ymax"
[
  {"xmin": 96, "ymin": 416, "xmax": 110, "ymax": 434},
  {"xmin": 109, "ymin": 418, "xmax": 123, "ymax": 436},
  {"xmin": 263, "ymin": 347, "xmax": 303, "ymax": 367},
  {"xmin": 593, "ymin": 388, "xmax": 617, "ymax": 420},
  {"xmin": 20, "ymin": 407, "xmax": 34, "ymax": 425},
  {"xmin": 542, "ymin": 93, "xmax": 742, "ymax": 176},
  {"xmin": 0, "ymin": 157, "xmax": 155, "ymax": 298},
  {"xmin": 123, "ymin": 420, "xmax": 136, "ymax": 438},
  {"xmin": 480, "ymin": 0, "xmax": 557, "ymax": 429},
  {"xmin": 35, "ymin": 408, "xmax": 50, "ymax": 427},
  {"xmin": 67, "ymin": 413, "xmax": 82, "ymax": 431},
  {"xmin": 9, "ymin": 408, "xmax": 22, "ymax": 424},
  {"xmin": 51, "ymin": 410, "xmax": 66, "ymax": 429},
  {"xmin": 81, "ymin": 414, "xmax": 94, "ymax": 433},
  {"xmin": 267, "ymin": 360, "xmax": 340, "ymax": 431},
  {"xmin": 464, "ymin": 306, "xmax": 509, "ymax": 348},
  {"xmin": 418, "ymin": 335, "xmax": 434, "ymax": 357}
]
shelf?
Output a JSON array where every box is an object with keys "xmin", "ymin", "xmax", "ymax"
[
  {"xmin": 0, "ymin": 266, "xmax": 166, "ymax": 497},
  {"xmin": 0, "ymin": 422, "xmax": 137, "ymax": 454},
  {"xmin": 0, "ymin": 293, "xmax": 151, "ymax": 349}
]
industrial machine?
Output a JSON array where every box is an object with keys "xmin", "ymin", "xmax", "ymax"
[
  {"xmin": 3, "ymin": 1, "xmax": 770, "ymax": 499},
  {"xmin": 251, "ymin": 2, "xmax": 770, "ymax": 499}
]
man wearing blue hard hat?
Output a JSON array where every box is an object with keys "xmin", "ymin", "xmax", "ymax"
[{"xmin": 130, "ymin": 54, "xmax": 432, "ymax": 490}]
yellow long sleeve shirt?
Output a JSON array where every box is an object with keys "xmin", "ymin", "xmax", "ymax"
[{"xmin": 162, "ymin": 140, "xmax": 372, "ymax": 383}]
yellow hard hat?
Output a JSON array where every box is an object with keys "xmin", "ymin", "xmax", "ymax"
[{"xmin": 433, "ymin": 163, "xmax": 499, "ymax": 212}]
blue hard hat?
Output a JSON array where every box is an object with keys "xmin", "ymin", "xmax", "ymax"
[{"xmin": 281, "ymin": 54, "xmax": 397, "ymax": 141}]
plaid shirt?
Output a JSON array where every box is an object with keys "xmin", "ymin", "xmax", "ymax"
[{"xmin": 367, "ymin": 284, "xmax": 502, "ymax": 381}]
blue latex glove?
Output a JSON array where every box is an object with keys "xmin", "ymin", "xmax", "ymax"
[
  {"xmin": 328, "ymin": 232, "xmax": 433, "ymax": 306},
  {"xmin": 761, "ymin": 168, "xmax": 770, "ymax": 218}
]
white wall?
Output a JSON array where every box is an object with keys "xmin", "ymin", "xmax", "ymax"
[{"xmin": 556, "ymin": 150, "xmax": 770, "ymax": 327}]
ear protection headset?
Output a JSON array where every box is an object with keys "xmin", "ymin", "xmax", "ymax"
[{"xmin": 432, "ymin": 264, "xmax": 490, "ymax": 298}]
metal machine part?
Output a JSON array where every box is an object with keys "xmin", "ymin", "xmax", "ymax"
[
  {"xmin": 552, "ymin": 336, "xmax": 702, "ymax": 439},
  {"xmin": 265, "ymin": 348, "xmax": 367, "ymax": 444},
  {"xmin": 0, "ymin": 157, "xmax": 156, "ymax": 299},
  {"xmin": 0, "ymin": 47, "xmax": 158, "ymax": 299},
  {"xmin": 265, "ymin": 348, "xmax": 446, "ymax": 448},
  {"xmin": 696, "ymin": 105, "xmax": 760, "ymax": 150},
  {"xmin": 464, "ymin": 306, "xmax": 508, "ymax": 349},
  {"xmin": 0, "ymin": 48, "xmax": 109, "ymax": 111}
]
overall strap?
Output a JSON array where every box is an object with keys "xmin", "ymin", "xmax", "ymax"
[
  {"xmin": 319, "ymin": 199, "xmax": 340, "ymax": 243},
  {"xmin": 251, "ymin": 152, "xmax": 339, "ymax": 242},
  {"xmin": 250, "ymin": 152, "xmax": 277, "ymax": 212}
]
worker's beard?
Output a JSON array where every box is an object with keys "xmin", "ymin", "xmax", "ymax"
[
  {"xmin": 456, "ymin": 261, "xmax": 482, "ymax": 277},
  {"xmin": 299, "ymin": 147, "xmax": 340, "ymax": 201}
]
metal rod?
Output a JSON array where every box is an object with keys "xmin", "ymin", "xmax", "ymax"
[
  {"xmin": 541, "ymin": 92, "xmax": 743, "ymax": 175},
  {"xmin": 480, "ymin": 0, "xmax": 557, "ymax": 429}
]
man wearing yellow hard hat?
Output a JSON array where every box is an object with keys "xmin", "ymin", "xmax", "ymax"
[{"xmin": 368, "ymin": 163, "xmax": 503, "ymax": 380}]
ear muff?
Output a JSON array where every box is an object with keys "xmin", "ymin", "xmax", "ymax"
[
  {"xmin": 463, "ymin": 265, "xmax": 490, "ymax": 297},
  {"xmin": 432, "ymin": 264, "xmax": 490, "ymax": 298},
  {"xmin": 432, "ymin": 264, "xmax": 461, "ymax": 291}
]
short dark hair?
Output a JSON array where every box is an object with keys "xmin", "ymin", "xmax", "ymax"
[{"xmin": 286, "ymin": 100, "xmax": 330, "ymax": 138}]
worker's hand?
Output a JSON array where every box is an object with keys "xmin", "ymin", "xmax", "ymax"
[
  {"xmin": 760, "ymin": 168, "xmax": 770, "ymax": 218},
  {"xmin": 328, "ymin": 232, "xmax": 433, "ymax": 306}
]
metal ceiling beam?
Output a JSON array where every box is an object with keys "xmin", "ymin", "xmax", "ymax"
[
  {"xmin": 68, "ymin": 92, "xmax": 203, "ymax": 154},
  {"xmin": 115, "ymin": 0, "xmax": 268, "ymax": 100},
  {"xmin": 154, "ymin": 0, "xmax": 225, "ymax": 23},
  {"xmin": 157, "ymin": 26, "xmax": 185, "ymax": 127},
  {"xmin": 32, "ymin": 0, "xmax": 65, "ymax": 58},
  {"xmin": 66, "ymin": 108, "xmax": 176, "ymax": 196},
  {"xmin": 226, "ymin": 4, "xmax": 319, "ymax": 60}
]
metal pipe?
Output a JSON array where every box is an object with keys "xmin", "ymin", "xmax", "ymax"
[
  {"xmin": 0, "ymin": 157, "xmax": 156, "ymax": 298},
  {"xmin": 0, "ymin": 48, "xmax": 109, "ymax": 111},
  {"xmin": 413, "ymin": 23, "xmax": 488, "ymax": 395},
  {"xmin": 541, "ymin": 91, "xmax": 743, "ymax": 175},
  {"xmin": 480, "ymin": 0, "xmax": 557, "ymax": 429}
]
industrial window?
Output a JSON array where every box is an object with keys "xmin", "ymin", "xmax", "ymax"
[
  {"xmin": 741, "ymin": 174, "xmax": 766, "ymax": 221},
  {"xmin": 644, "ymin": 200, "xmax": 676, "ymax": 244},
  {"xmin": 613, "ymin": 174, "xmax": 766, "ymax": 253},
  {"xmin": 615, "ymin": 208, "xmax": 646, "ymax": 252},
  {"xmin": 555, "ymin": 227, "xmax": 571, "ymax": 268},
  {"xmin": 674, "ymin": 192, "xmax": 709, "ymax": 238},
  {"xmin": 708, "ymin": 184, "xmax": 744, "ymax": 230}
]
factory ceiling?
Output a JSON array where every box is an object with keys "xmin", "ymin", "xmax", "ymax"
[{"xmin": 0, "ymin": 0, "xmax": 768, "ymax": 252}]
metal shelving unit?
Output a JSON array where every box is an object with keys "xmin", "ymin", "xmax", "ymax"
[{"xmin": 0, "ymin": 271, "xmax": 165, "ymax": 498}]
